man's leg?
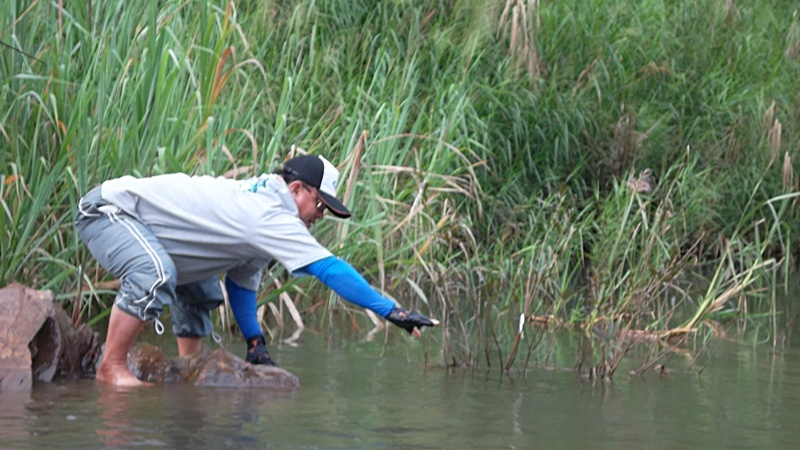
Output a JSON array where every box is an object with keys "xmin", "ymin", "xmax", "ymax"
[
  {"xmin": 96, "ymin": 306, "xmax": 150, "ymax": 386},
  {"xmin": 172, "ymin": 278, "xmax": 224, "ymax": 357},
  {"xmin": 77, "ymin": 188, "xmax": 177, "ymax": 386},
  {"xmin": 177, "ymin": 336, "xmax": 202, "ymax": 357}
]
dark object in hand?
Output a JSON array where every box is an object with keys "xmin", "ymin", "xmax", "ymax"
[{"xmin": 385, "ymin": 307, "xmax": 438, "ymax": 335}]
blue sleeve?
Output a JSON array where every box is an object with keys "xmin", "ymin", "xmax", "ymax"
[
  {"xmin": 301, "ymin": 256, "xmax": 396, "ymax": 317},
  {"xmin": 225, "ymin": 276, "xmax": 263, "ymax": 340}
]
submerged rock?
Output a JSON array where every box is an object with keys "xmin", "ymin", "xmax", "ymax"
[{"xmin": 128, "ymin": 342, "xmax": 300, "ymax": 389}]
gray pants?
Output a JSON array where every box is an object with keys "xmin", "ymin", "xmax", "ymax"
[{"xmin": 75, "ymin": 186, "xmax": 222, "ymax": 337}]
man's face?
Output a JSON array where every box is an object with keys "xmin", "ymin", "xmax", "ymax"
[{"xmin": 291, "ymin": 181, "xmax": 327, "ymax": 228}]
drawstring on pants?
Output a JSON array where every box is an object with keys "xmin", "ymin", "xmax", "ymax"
[{"xmin": 153, "ymin": 318, "xmax": 165, "ymax": 335}]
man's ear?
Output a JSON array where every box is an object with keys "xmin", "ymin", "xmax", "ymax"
[{"xmin": 287, "ymin": 180, "xmax": 302, "ymax": 195}]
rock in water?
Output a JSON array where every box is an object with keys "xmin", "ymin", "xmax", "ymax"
[
  {"xmin": 0, "ymin": 283, "xmax": 54, "ymax": 392},
  {"xmin": 191, "ymin": 347, "xmax": 299, "ymax": 389},
  {"xmin": 0, "ymin": 282, "xmax": 298, "ymax": 391},
  {"xmin": 31, "ymin": 301, "xmax": 101, "ymax": 381},
  {"xmin": 127, "ymin": 342, "xmax": 175, "ymax": 383},
  {"xmin": 128, "ymin": 342, "xmax": 300, "ymax": 390}
]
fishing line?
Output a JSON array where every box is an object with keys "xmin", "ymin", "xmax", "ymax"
[{"xmin": 0, "ymin": 39, "xmax": 43, "ymax": 64}]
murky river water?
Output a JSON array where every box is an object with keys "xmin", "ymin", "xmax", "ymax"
[{"xmin": 4, "ymin": 326, "xmax": 800, "ymax": 450}]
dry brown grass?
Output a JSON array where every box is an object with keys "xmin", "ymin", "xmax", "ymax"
[{"xmin": 497, "ymin": 0, "xmax": 546, "ymax": 81}]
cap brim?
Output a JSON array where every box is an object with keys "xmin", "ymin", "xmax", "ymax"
[{"xmin": 318, "ymin": 191, "xmax": 351, "ymax": 218}]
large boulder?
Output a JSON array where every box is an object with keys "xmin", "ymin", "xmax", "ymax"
[
  {"xmin": 31, "ymin": 301, "xmax": 102, "ymax": 381},
  {"xmin": 0, "ymin": 283, "xmax": 102, "ymax": 392},
  {"xmin": 0, "ymin": 283, "xmax": 53, "ymax": 391}
]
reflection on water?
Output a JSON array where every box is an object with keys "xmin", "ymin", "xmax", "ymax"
[{"xmin": 4, "ymin": 331, "xmax": 800, "ymax": 449}]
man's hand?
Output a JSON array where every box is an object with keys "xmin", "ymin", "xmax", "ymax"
[{"xmin": 385, "ymin": 307, "xmax": 440, "ymax": 337}]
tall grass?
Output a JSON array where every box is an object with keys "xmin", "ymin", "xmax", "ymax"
[{"xmin": 2, "ymin": 0, "xmax": 799, "ymax": 376}]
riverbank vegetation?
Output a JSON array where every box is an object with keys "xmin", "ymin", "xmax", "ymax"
[{"xmin": 2, "ymin": 0, "xmax": 799, "ymax": 378}]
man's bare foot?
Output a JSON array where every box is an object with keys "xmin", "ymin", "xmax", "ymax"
[{"xmin": 96, "ymin": 361, "xmax": 153, "ymax": 387}]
